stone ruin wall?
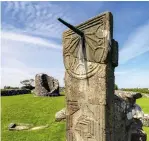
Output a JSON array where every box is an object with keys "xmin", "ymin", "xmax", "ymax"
[{"xmin": 35, "ymin": 73, "xmax": 60, "ymax": 96}]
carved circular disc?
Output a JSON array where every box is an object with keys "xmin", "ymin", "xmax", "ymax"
[
  {"xmin": 63, "ymin": 19, "xmax": 109, "ymax": 79},
  {"xmin": 64, "ymin": 54, "xmax": 101, "ymax": 79}
]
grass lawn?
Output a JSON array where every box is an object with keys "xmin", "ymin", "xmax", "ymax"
[
  {"xmin": 1, "ymin": 94, "xmax": 149, "ymax": 141},
  {"xmin": 1, "ymin": 94, "xmax": 66, "ymax": 141},
  {"xmin": 136, "ymin": 97, "xmax": 149, "ymax": 141},
  {"xmin": 136, "ymin": 97, "xmax": 149, "ymax": 113}
]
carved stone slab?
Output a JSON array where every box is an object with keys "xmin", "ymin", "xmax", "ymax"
[
  {"xmin": 63, "ymin": 12, "xmax": 113, "ymax": 80},
  {"xmin": 63, "ymin": 12, "xmax": 118, "ymax": 141}
]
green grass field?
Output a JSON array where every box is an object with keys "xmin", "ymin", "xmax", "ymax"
[
  {"xmin": 1, "ymin": 94, "xmax": 149, "ymax": 141},
  {"xmin": 1, "ymin": 94, "xmax": 66, "ymax": 141},
  {"xmin": 136, "ymin": 97, "xmax": 149, "ymax": 113},
  {"xmin": 136, "ymin": 97, "xmax": 149, "ymax": 141}
]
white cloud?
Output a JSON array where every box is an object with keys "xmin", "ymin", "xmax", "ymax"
[
  {"xmin": 1, "ymin": 67, "xmax": 65, "ymax": 88},
  {"xmin": 115, "ymin": 69, "xmax": 149, "ymax": 88},
  {"xmin": 1, "ymin": 68, "xmax": 32, "ymax": 87},
  {"xmin": 1, "ymin": 31, "xmax": 64, "ymax": 88},
  {"xmin": 119, "ymin": 20, "xmax": 149, "ymax": 64},
  {"xmin": 2, "ymin": 31, "xmax": 61, "ymax": 49},
  {"xmin": 1, "ymin": 29, "xmax": 149, "ymax": 89},
  {"xmin": 2, "ymin": 1, "xmax": 74, "ymax": 38},
  {"xmin": 2, "ymin": 1, "xmax": 101, "ymax": 38}
]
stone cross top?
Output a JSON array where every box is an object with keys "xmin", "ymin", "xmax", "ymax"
[{"xmin": 59, "ymin": 11, "xmax": 118, "ymax": 141}]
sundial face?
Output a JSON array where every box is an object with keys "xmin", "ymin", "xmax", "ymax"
[{"xmin": 63, "ymin": 13, "xmax": 111, "ymax": 79}]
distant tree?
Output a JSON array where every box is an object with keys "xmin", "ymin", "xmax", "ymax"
[
  {"xmin": 20, "ymin": 79, "xmax": 35, "ymax": 90},
  {"xmin": 20, "ymin": 79, "xmax": 34, "ymax": 86},
  {"xmin": 115, "ymin": 84, "xmax": 118, "ymax": 90}
]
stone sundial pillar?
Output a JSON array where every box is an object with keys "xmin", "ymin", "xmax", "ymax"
[{"xmin": 61, "ymin": 12, "xmax": 118, "ymax": 141}]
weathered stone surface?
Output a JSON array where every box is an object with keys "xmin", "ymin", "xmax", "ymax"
[
  {"xmin": 131, "ymin": 129, "xmax": 147, "ymax": 141},
  {"xmin": 114, "ymin": 91, "xmax": 147, "ymax": 141},
  {"xmin": 8, "ymin": 123, "xmax": 32, "ymax": 131},
  {"xmin": 8, "ymin": 123, "xmax": 16, "ymax": 129},
  {"xmin": 55, "ymin": 108, "xmax": 66, "ymax": 122},
  {"xmin": 35, "ymin": 73, "xmax": 60, "ymax": 96},
  {"xmin": 142, "ymin": 114, "xmax": 149, "ymax": 127},
  {"xmin": 115, "ymin": 90, "xmax": 142, "ymax": 103},
  {"xmin": 61, "ymin": 11, "xmax": 147, "ymax": 141},
  {"xmin": 8, "ymin": 123, "xmax": 48, "ymax": 131},
  {"xmin": 56, "ymin": 91, "xmax": 147, "ymax": 140},
  {"xmin": 62, "ymin": 11, "xmax": 117, "ymax": 141}
]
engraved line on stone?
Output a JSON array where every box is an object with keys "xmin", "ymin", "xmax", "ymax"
[
  {"xmin": 85, "ymin": 34, "xmax": 98, "ymax": 43},
  {"xmin": 69, "ymin": 38, "xmax": 81, "ymax": 53},
  {"xmin": 65, "ymin": 20, "xmax": 105, "ymax": 36},
  {"xmin": 65, "ymin": 36, "xmax": 80, "ymax": 51},
  {"xmin": 66, "ymin": 63, "xmax": 101, "ymax": 79},
  {"xmin": 95, "ymin": 23, "xmax": 104, "ymax": 32},
  {"xmin": 85, "ymin": 39, "xmax": 95, "ymax": 51},
  {"xmin": 65, "ymin": 15, "xmax": 106, "ymax": 35}
]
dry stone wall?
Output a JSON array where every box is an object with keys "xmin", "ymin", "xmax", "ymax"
[{"xmin": 1, "ymin": 89, "xmax": 31, "ymax": 96}]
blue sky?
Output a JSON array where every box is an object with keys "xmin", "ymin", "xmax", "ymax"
[{"xmin": 1, "ymin": 1, "xmax": 149, "ymax": 88}]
